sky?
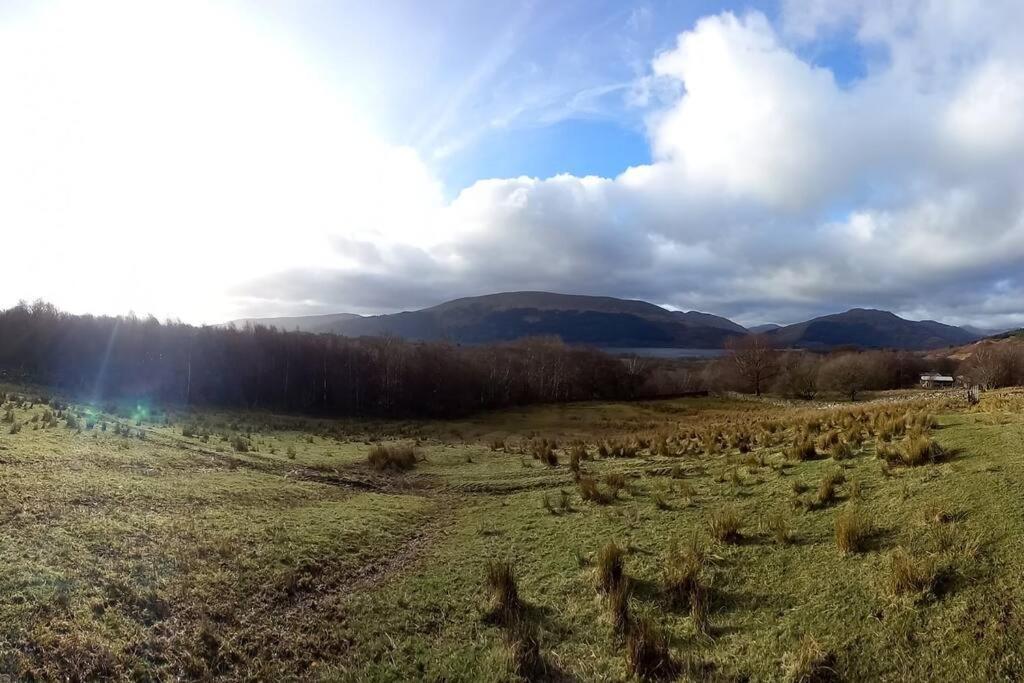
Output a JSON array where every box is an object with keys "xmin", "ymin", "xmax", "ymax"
[{"xmin": 2, "ymin": 0, "xmax": 1024, "ymax": 330}]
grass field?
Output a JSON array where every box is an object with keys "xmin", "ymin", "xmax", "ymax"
[{"xmin": 2, "ymin": 385, "xmax": 1024, "ymax": 681}]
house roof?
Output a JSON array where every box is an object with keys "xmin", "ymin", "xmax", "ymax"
[{"xmin": 920, "ymin": 373, "xmax": 954, "ymax": 381}]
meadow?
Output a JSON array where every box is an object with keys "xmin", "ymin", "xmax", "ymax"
[{"xmin": 1, "ymin": 384, "xmax": 1023, "ymax": 681}]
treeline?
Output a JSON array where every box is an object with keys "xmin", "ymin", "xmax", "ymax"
[
  {"xmin": 0, "ymin": 302, "xmax": 651, "ymax": 418},
  {"xmin": 700, "ymin": 336, "xmax": 960, "ymax": 400}
]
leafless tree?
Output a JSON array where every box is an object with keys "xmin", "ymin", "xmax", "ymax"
[{"xmin": 725, "ymin": 335, "xmax": 779, "ymax": 396}]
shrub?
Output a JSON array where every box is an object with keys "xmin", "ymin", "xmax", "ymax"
[
  {"xmin": 367, "ymin": 444, "xmax": 417, "ymax": 472},
  {"xmin": 596, "ymin": 541, "xmax": 626, "ymax": 593},
  {"xmin": 8, "ymin": 421, "xmax": 21, "ymax": 434},
  {"xmin": 835, "ymin": 505, "xmax": 871, "ymax": 554},
  {"xmin": 625, "ymin": 614, "xmax": 676, "ymax": 681},
  {"xmin": 708, "ymin": 506, "xmax": 743, "ymax": 544},
  {"xmin": 484, "ymin": 559, "xmax": 521, "ymax": 623},
  {"xmin": 231, "ymin": 435, "xmax": 250, "ymax": 453}
]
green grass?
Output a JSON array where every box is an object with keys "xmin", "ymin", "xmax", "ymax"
[{"xmin": 1, "ymin": 388, "xmax": 1024, "ymax": 679}]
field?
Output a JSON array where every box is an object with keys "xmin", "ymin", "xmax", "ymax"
[{"xmin": 2, "ymin": 385, "xmax": 1024, "ymax": 681}]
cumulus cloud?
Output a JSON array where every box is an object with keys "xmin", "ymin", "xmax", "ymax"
[{"xmin": 4, "ymin": 0, "xmax": 1024, "ymax": 329}]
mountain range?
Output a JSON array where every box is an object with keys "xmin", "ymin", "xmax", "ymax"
[{"xmin": 229, "ymin": 291, "xmax": 983, "ymax": 351}]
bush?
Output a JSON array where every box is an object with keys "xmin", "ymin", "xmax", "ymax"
[
  {"xmin": 708, "ymin": 506, "xmax": 743, "ymax": 544},
  {"xmin": 367, "ymin": 444, "xmax": 418, "ymax": 472},
  {"xmin": 835, "ymin": 505, "xmax": 871, "ymax": 554},
  {"xmin": 596, "ymin": 541, "xmax": 626, "ymax": 593}
]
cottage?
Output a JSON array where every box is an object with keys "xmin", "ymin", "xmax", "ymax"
[{"xmin": 920, "ymin": 373, "xmax": 955, "ymax": 388}]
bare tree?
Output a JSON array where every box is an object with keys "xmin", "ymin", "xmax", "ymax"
[
  {"xmin": 818, "ymin": 353, "xmax": 878, "ymax": 401},
  {"xmin": 772, "ymin": 353, "xmax": 821, "ymax": 399},
  {"xmin": 725, "ymin": 335, "xmax": 779, "ymax": 396}
]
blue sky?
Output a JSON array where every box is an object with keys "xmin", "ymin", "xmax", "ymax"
[{"xmin": 2, "ymin": 0, "xmax": 1023, "ymax": 329}]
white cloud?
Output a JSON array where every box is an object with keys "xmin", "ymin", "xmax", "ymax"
[{"xmin": 4, "ymin": 0, "xmax": 1024, "ymax": 329}]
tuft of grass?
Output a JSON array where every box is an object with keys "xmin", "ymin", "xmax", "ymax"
[
  {"xmin": 708, "ymin": 506, "xmax": 743, "ymax": 544},
  {"xmin": 367, "ymin": 444, "xmax": 418, "ymax": 472},
  {"xmin": 484, "ymin": 559, "xmax": 521, "ymax": 623},
  {"xmin": 764, "ymin": 510, "xmax": 795, "ymax": 545},
  {"xmin": 596, "ymin": 541, "xmax": 626, "ymax": 593},
  {"xmin": 835, "ymin": 505, "xmax": 871, "ymax": 555},
  {"xmin": 786, "ymin": 437, "xmax": 817, "ymax": 462},
  {"xmin": 898, "ymin": 434, "xmax": 943, "ymax": 466},
  {"xmin": 625, "ymin": 613, "xmax": 676, "ymax": 681},
  {"xmin": 661, "ymin": 537, "xmax": 707, "ymax": 610},
  {"xmin": 829, "ymin": 441, "xmax": 853, "ymax": 461},
  {"xmin": 783, "ymin": 635, "xmax": 835, "ymax": 682},
  {"xmin": 503, "ymin": 618, "xmax": 547, "ymax": 679},
  {"xmin": 885, "ymin": 547, "xmax": 941, "ymax": 599},
  {"xmin": 578, "ymin": 476, "xmax": 614, "ymax": 505},
  {"xmin": 608, "ymin": 579, "xmax": 633, "ymax": 636}
]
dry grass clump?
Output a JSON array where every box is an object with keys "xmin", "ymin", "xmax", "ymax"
[
  {"xmin": 503, "ymin": 619, "xmax": 547, "ymax": 679},
  {"xmin": 596, "ymin": 541, "xmax": 626, "ymax": 593},
  {"xmin": 367, "ymin": 443, "xmax": 418, "ymax": 472},
  {"xmin": 708, "ymin": 506, "xmax": 743, "ymax": 544},
  {"xmin": 763, "ymin": 510, "xmax": 796, "ymax": 545},
  {"xmin": 898, "ymin": 434, "xmax": 944, "ymax": 466},
  {"xmin": 835, "ymin": 505, "xmax": 871, "ymax": 554},
  {"xmin": 815, "ymin": 470, "xmax": 845, "ymax": 507},
  {"xmin": 625, "ymin": 613, "xmax": 676, "ymax": 681},
  {"xmin": 829, "ymin": 441, "xmax": 853, "ymax": 461},
  {"xmin": 578, "ymin": 477, "xmax": 615, "ymax": 505},
  {"xmin": 885, "ymin": 547, "xmax": 942, "ymax": 599},
  {"xmin": 786, "ymin": 437, "xmax": 817, "ymax": 462},
  {"xmin": 604, "ymin": 472, "xmax": 628, "ymax": 496},
  {"xmin": 484, "ymin": 559, "xmax": 522, "ymax": 623},
  {"xmin": 608, "ymin": 580, "xmax": 633, "ymax": 636},
  {"xmin": 660, "ymin": 537, "xmax": 707, "ymax": 610},
  {"xmin": 783, "ymin": 635, "xmax": 836, "ymax": 682}
]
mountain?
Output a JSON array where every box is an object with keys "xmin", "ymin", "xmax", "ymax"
[
  {"xmin": 961, "ymin": 324, "xmax": 1015, "ymax": 338},
  {"xmin": 671, "ymin": 310, "xmax": 747, "ymax": 334},
  {"xmin": 228, "ymin": 312, "xmax": 362, "ymax": 333},
  {"xmin": 763, "ymin": 308, "xmax": 981, "ymax": 350},
  {"xmin": 748, "ymin": 323, "xmax": 782, "ymax": 334},
  {"xmin": 234, "ymin": 291, "xmax": 749, "ymax": 348}
]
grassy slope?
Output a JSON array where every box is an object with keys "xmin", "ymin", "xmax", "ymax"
[{"xmin": 1, "ymin": 389, "xmax": 1023, "ymax": 680}]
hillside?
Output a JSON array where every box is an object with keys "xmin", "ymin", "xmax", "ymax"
[
  {"xmin": 937, "ymin": 328, "xmax": 1024, "ymax": 361},
  {"xmin": 234, "ymin": 292, "xmax": 748, "ymax": 349},
  {"xmin": 763, "ymin": 308, "xmax": 980, "ymax": 350}
]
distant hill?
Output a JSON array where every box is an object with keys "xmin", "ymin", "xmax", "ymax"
[
  {"xmin": 748, "ymin": 323, "xmax": 781, "ymax": 334},
  {"xmin": 234, "ymin": 291, "xmax": 749, "ymax": 349},
  {"xmin": 938, "ymin": 328, "xmax": 1024, "ymax": 361},
  {"xmin": 763, "ymin": 308, "xmax": 981, "ymax": 350}
]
